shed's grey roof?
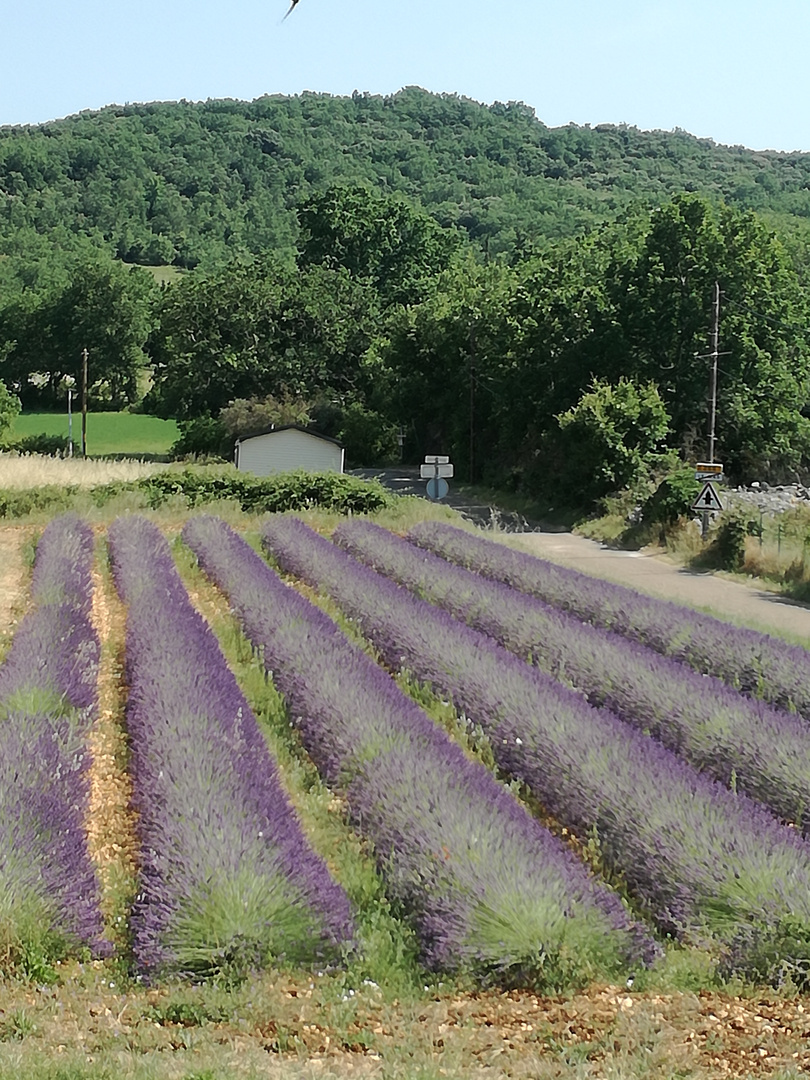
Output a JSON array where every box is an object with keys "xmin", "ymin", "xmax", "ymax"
[{"xmin": 235, "ymin": 423, "xmax": 344, "ymax": 448}]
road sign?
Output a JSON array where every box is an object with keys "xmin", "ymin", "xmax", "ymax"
[
  {"xmin": 420, "ymin": 463, "xmax": 454, "ymax": 479},
  {"xmin": 692, "ymin": 481, "xmax": 724, "ymax": 514},
  {"xmin": 695, "ymin": 461, "xmax": 724, "ymax": 480},
  {"xmin": 424, "ymin": 455, "xmax": 450, "ymax": 465},
  {"xmin": 426, "ymin": 477, "xmax": 449, "ymax": 501}
]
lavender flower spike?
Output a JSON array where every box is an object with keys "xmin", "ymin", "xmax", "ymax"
[
  {"xmin": 184, "ymin": 514, "xmax": 655, "ymax": 988},
  {"xmin": 409, "ymin": 521, "xmax": 810, "ymax": 718},
  {"xmin": 262, "ymin": 514, "xmax": 810, "ymax": 984},
  {"xmin": 335, "ymin": 519, "xmax": 810, "ymax": 834},
  {"xmin": 108, "ymin": 515, "xmax": 353, "ymax": 979},
  {"xmin": 0, "ymin": 513, "xmax": 105, "ymax": 962}
]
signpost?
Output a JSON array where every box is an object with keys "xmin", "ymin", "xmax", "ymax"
[
  {"xmin": 67, "ymin": 387, "xmax": 74, "ymax": 458},
  {"xmin": 426, "ymin": 477, "xmax": 449, "ymax": 500},
  {"xmin": 420, "ymin": 462, "xmax": 454, "ymax": 479},
  {"xmin": 692, "ymin": 481, "xmax": 723, "ymax": 514},
  {"xmin": 695, "ymin": 461, "xmax": 724, "ymax": 481},
  {"xmin": 422, "ymin": 455, "xmax": 453, "ymax": 501},
  {"xmin": 695, "ymin": 462, "xmax": 725, "ymax": 479},
  {"xmin": 692, "ymin": 480, "xmax": 724, "ymax": 538}
]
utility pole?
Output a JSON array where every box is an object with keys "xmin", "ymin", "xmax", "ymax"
[
  {"xmin": 81, "ymin": 348, "xmax": 88, "ymax": 458},
  {"xmin": 67, "ymin": 386, "xmax": 73, "ymax": 457},
  {"xmin": 469, "ymin": 321, "xmax": 476, "ymax": 484},
  {"xmin": 698, "ymin": 282, "xmax": 722, "ymax": 541},
  {"xmin": 708, "ymin": 281, "xmax": 720, "ymax": 464}
]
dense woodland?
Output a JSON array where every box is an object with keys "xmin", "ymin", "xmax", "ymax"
[{"xmin": 3, "ymin": 89, "xmax": 810, "ymax": 498}]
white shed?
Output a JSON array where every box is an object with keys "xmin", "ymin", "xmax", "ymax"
[{"xmin": 234, "ymin": 425, "xmax": 345, "ymax": 477}]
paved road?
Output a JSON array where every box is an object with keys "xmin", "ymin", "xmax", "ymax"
[
  {"xmin": 354, "ymin": 468, "xmax": 810, "ymax": 644},
  {"xmin": 353, "ymin": 467, "xmax": 531, "ymax": 530},
  {"xmin": 507, "ymin": 531, "xmax": 810, "ymax": 645}
]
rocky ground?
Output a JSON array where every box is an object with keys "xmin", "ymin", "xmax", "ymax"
[{"xmin": 725, "ymin": 483, "xmax": 810, "ymax": 517}]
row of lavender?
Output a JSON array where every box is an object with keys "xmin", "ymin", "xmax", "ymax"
[
  {"xmin": 260, "ymin": 515, "xmax": 810, "ymax": 982},
  {"xmin": 334, "ymin": 521, "xmax": 810, "ymax": 832},
  {"xmin": 409, "ymin": 522, "xmax": 810, "ymax": 717},
  {"xmin": 183, "ymin": 515, "xmax": 653, "ymax": 987},
  {"xmin": 107, "ymin": 516, "xmax": 353, "ymax": 979},
  {"xmin": 0, "ymin": 515, "xmax": 105, "ymax": 964}
]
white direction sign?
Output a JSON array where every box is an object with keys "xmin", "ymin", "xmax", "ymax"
[
  {"xmin": 692, "ymin": 481, "xmax": 724, "ymax": 514},
  {"xmin": 420, "ymin": 463, "xmax": 454, "ymax": 479},
  {"xmin": 424, "ymin": 455, "xmax": 450, "ymax": 464}
]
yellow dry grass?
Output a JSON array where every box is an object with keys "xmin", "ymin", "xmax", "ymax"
[
  {"xmin": 0, "ymin": 524, "xmax": 35, "ymax": 661},
  {"xmin": 0, "ymin": 453, "xmax": 168, "ymax": 489},
  {"xmin": 85, "ymin": 556, "xmax": 139, "ymax": 940}
]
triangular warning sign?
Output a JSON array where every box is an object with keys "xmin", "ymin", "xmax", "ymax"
[{"xmin": 692, "ymin": 481, "xmax": 724, "ymax": 513}]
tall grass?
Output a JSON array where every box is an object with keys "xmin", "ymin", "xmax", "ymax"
[{"xmin": 0, "ymin": 455, "xmax": 168, "ymax": 489}]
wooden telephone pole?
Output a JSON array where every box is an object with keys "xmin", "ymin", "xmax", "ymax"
[
  {"xmin": 81, "ymin": 348, "xmax": 88, "ymax": 458},
  {"xmin": 707, "ymin": 282, "xmax": 720, "ymax": 464},
  {"xmin": 698, "ymin": 282, "xmax": 723, "ymax": 540},
  {"xmin": 469, "ymin": 322, "xmax": 476, "ymax": 484}
]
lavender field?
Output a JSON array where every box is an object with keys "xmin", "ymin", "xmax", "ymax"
[
  {"xmin": 3, "ymin": 507, "xmax": 810, "ymax": 1077},
  {"xmin": 259, "ymin": 515, "xmax": 810, "ymax": 985},
  {"xmin": 0, "ymin": 514, "xmax": 106, "ymax": 970},
  {"xmin": 108, "ymin": 515, "xmax": 354, "ymax": 980}
]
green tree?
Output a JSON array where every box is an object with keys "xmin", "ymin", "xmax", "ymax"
[
  {"xmin": 378, "ymin": 256, "xmax": 519, "ymax": 477},
  {"xmin": 146, "ymin": 257, "xmax": 380, "ymax": 419},
  {"xmin": 219, "ymin": 391, "xmax": 313, "ymax": 443},
  {"xmin": 553, "ymin": 378, "xmax": 670, "ymax": 502},
  {"xmin": 297, "ymin": 184, "xmax": 462, "ymax": 306},
  {"xmin": 335, "ymin": 401, "xmax": 399, "ymax": 467},
  {"xmin": 0, "ymin": 378, "xmax": 21, "ymax": 442},
  {"xmin": 600, "ymin": 195, "xmax": 810, "ymax": 480},
  {"xmin": 2, "ymin": 259, "xmax": 157, "ymax": 408}
]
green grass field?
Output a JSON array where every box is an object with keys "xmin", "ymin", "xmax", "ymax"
[{"xmin": 9, "ymin": 411, "xmax": 179, "ymax": 457}]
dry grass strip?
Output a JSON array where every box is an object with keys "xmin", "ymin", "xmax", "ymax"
[
  {"xmin": 0, "ymin": 524, "xmax": 36, "ymax": 660},
  {"xmin": 0, "ymin": 453, "xmax": 167, "ymax": 489},
  {"xmin": 86, "ymin": 547, "xmax": 139, "ymax": 942}
]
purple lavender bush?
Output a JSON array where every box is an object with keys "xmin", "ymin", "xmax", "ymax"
[
  {"xmin": 335, "ymin": 520, "xmax": 810, "ymax": 833},
  {"xmin": 262, "ymin": 515, "xmax": 810, "ymax": 984},
  {"xmin": 409, "ymin": 521, "xmax": 810, "ymax": 718},
  {"xmin": 0, "ymin": 514, "xmax": 105, "ymax": 968},
  {"xmin": 183, "ymin": 514, "xmax": 653, "ymax": 989},
  {"xmin": 30, "ymin": 512, "xmax": 95, "ymax": 612},
  {"xmin": 107, "ymin": 515, "xmax": 353, "ymax": 981}
]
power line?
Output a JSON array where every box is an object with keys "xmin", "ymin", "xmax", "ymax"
[{"xmin": 722, "ymin": 294, "xmax": 810, "ymax": 337}]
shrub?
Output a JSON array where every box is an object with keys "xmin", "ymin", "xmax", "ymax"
[
  {"xmin": 642, "ymin": 468, "xmax": 702, "ymax": 526},
  {"xmin": 554, "ymin": 378, "xmax": 670, "ymax": 503},
  {"xmin": 135, "ymin": 468, "xmax": 393, "ymax": 514},
  {"xmin": 7, "ymin": 434, "xmax": 71, "ymax": 458},
  {"xmin": 0, "ymin": 485, "xmax": 77, "ymax": 519},
  {"xmin": 0, "ymin": 467, "xmax": 394, "ymax": 519},
  {"xmin": 336, "ymin": 402, "xmax": 399, "ymax": 466},
  {"xmin": 0, "ymin": 381, "xmax": 20, "ymax": 442},
  {"xmin": 169, "ymin": 417, "xmax": 228, "ymax": 460},
  {"xmin": 709, "ymin": 512, "xmax": 747, "ymax": 572}
]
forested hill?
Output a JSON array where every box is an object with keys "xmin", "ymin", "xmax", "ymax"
[{"xmin": 3, "ymin": 86, "xmax": 810, "ymax": 272}]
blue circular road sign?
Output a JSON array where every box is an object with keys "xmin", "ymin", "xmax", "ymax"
[{"xmin": 426, "ymin": 477, "xmax": 449, "ymax": 501}]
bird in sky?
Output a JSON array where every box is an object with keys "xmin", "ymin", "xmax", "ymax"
[{"xmin": 283, "ymin": 0, "xmax": 301, "ymax": 18}]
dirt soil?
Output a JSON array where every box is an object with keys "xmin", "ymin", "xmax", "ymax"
[
  {"xmin": 508, "ymin": 531, "xmax": 810, "ymax": 645},
  {"xmin": 0, "ymin": 524, "xmax": 34, "ymax": 651},
  {"xmin": 1, "ymin": 972, "xmax": 809, "ymax": 1079},
  {"xmin": 85, "ymin": 557, "xmax": 138, "ymax": 936}
]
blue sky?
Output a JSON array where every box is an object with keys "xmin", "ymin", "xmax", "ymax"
[{"xmin": 3, "ymin": 0, "xmax": 809, "ymax": 152}]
